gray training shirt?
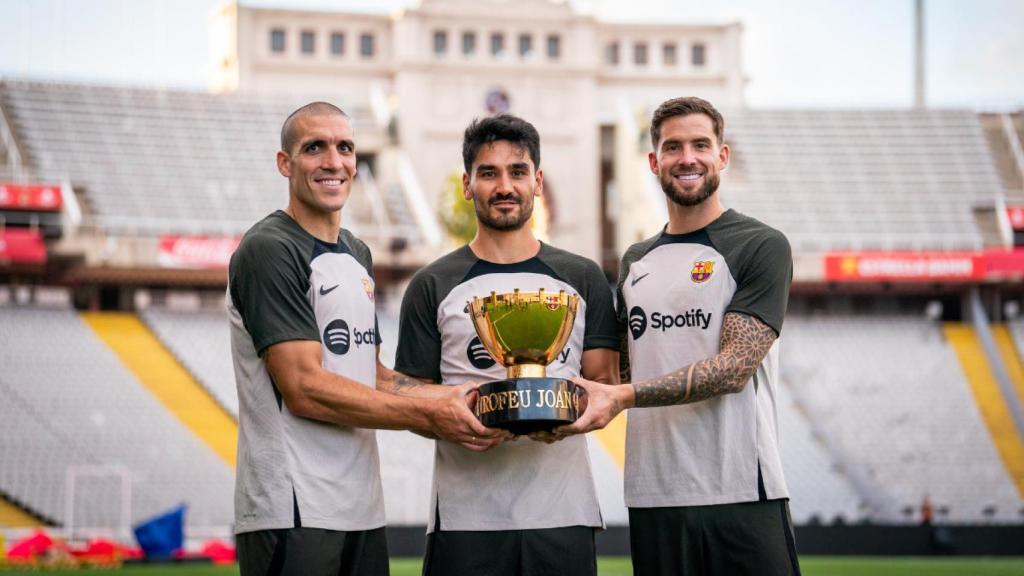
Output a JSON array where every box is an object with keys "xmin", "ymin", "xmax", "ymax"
[
  {"xmin": 228, "ymin": 210, "xmax": 385, "ymax": 534},
  {"xmin": 395, "ymin": 243, "xmax": 619, "ymax": 532},
  {"xmin": 617, "ymin": 209, "xmax": 793, "ymax": 508}
]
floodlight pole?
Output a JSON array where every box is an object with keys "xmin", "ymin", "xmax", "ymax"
[{"xmin": 914, "ymin": 0, "xmax": 926, "ymax": 109}]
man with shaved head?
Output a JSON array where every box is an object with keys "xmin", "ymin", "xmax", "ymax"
[{"xmin": 228, "ymin": 102, "xmax": 506, "ymax": 576}]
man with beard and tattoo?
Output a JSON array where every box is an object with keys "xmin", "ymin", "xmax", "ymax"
[
  {"xmin": 557, "ymin": 97, "xmax": 801, "ymax": 576},
  {"xmin": 394, "ymin": 114, "xmax": 619, "ymax": 576}
]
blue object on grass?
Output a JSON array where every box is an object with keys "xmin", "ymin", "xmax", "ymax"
[{"xmin": 133, "ymin": 504, "xmax": 185, "ymax": 558}]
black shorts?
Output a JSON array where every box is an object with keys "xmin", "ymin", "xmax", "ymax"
[
  {"xmin": 237, "ymin": 526, "xmax": 389, "ymax": 576},
  {"xmin": 423, "ymin": 525, "xmax": 597, "ymax": 576},
  {"xmin": 629, "ymin": 500, "xmax": 801, "ymax": 576}
]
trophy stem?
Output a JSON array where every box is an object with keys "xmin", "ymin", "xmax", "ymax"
[{"xmin": 507, "ymin": 364, "xmax": 546, "ymax": 379}]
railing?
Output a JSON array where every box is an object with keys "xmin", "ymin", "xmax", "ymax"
[
  {"xmin": 968, "ymin": 287, "xmax": 1024, "ymax": 439},
  {"xmin": 0, "ymin": 100, "xmax": 22, "ymax": 170},
  {"xmin": 397, "ymin": 152, "xmax": 443, "ymax": 247},
  {"xmin": 1002, "ymin": 113, "xmax": 1024, "ymax": 197}
]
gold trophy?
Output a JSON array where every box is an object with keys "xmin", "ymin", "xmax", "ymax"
[{"xmin": 467, "ymin": 289, "xmax": 581, "ymax": 434}]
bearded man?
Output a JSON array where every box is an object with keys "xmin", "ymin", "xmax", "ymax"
[
  {"xmin": 561, "ymin": 97, "xmax": 802, "ymax": 576},
  {"xmin": 395, "ymin": 114, "xmax": 619, "ymax": 576}
]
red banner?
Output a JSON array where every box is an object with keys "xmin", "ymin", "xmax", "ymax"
[
  {"xmin": 0, "ymin": 183, "xmax": 63, "ymax": 212},
  {"xmin": 982, "ymin": 249, "xmax": 1024, "ymax": 277},
  {"xmin": 158, "ymin": 236, "xmax": 240, "ymax": 269},
  {"xmin": 824, "ymin": 252, "xmax": 985, "ymax": 282},
  {"xmin": 0, "ymin": 228, "xmax": 47, "ymax": 264},
  {"xmin": 1007, "ymin": 206, "xmax": 1024, "ymax": 232}
]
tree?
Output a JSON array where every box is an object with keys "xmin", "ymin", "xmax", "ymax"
[{"xmin": 438, "ymin": 171, "xmax": 477, "ymax": 246}]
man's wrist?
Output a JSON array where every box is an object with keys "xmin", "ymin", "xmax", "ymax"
[
  {"xmin": 408, "ymin": 395, "xmax": 440, "ymax": 431},
  {"xmin": 618, "ymin": 382, "xmax": 637, "ymax": 411}
]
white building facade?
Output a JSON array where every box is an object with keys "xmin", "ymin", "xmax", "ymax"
[{"xmin": 209, "ymin": 0, "xmax": 744, "ymax": 264}]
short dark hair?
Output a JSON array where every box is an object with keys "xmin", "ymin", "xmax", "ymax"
[
  {"xmin": 462, "ymin": 114, "xmax": 541, "ymax": 174},
  {"xmin": 280, "ymin": 101, "xmax": 349, "ymax": 153},
  {"xmin": 650, "ymin": 96, "xmax": 724, "ymax": 149}
]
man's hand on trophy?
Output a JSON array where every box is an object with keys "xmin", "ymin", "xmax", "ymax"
[
  {"xmin": 430, "ymin": 382, "xmax": 510, "ymax": 451},
  {"xmin": 553, "ymin": 377, "xmax": 634, "ymax": 436}
]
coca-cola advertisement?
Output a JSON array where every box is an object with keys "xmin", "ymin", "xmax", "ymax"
[{"xmin": 158, "ymin": 236, "xmax": 240, "ymax": 269}]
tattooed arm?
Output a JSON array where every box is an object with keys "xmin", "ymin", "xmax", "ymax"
[
  {"xmin": 375, "ymin": 350, "xmax": 509, "ymax": 449},
  {"xmin": 633, "ymin": 312, "xmax": 776, "ymax": 406},
  {"xmin": 558, "ymin": 312, "xmax": 777, "ymax": 434},
  {"xmin": 375, "ymin": 358, "xmax": 444, "ymax": 398}
]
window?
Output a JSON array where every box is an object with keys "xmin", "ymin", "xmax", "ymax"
[
  {"xmin": 301, "ymin": 30, "xmax": 315, "ymax": 54},
  {"xmin": 634, "ymin": 42, "xmax": 648, "ymax": 66},
  {"xmin": 606, "ymin": 42, "xmax": 619, "ymax": 65},
  {"xmin": 462, "ymin": 31, "xmax": 476, "ymax": 55},
  {"xmin": 433, "ymin": 30, "xmax": 448, "ymax": 55},
  {"xmin": 546, "ymin": 34, "xmax": 560, "ymax": 59},
  {"xmin": 331, "ymin": 32, "xmax": 345, "ymax": 55},
  {"xmin": 692, "ymin": 43, "xmax": 706, "ymax": 67},
  {"xmin": 360, "ymin": 33, "xmax": 375, "ymax": 58},
  {"xmin": 270, "ymin": 29, "xmax": 285, "ymax": 53},
  {"xmin": 490, "ymin": 32, "xmax": 505, "ymax": 56},
  {"xmin": 663, "ymin": 42, "xmax": 677, "ymax": 66},
  {"xmin": 518, "ymin": 33, "xmax": 532, "ymax": 58}
]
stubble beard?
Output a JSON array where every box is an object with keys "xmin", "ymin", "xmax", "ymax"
[
  {"xmin": 474, "ymin": 191, "xmax": 534, "ymax": 232},
  {"xmin": 661, "ymin": 171, "xmax": 719, "ymax": 207}
]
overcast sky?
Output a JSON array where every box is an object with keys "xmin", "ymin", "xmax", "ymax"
[{"xmin": 0, "ymin": 0, "xmax": 1021, "ymax": 109}]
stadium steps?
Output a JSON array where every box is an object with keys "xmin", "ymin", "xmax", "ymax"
[
  {"xmin": 944, "ymin": 324, "xmax": 1024, "ymax": 499},
  {"xmin": 80, "ymin": 312, "xmax": 237, "ymax": 469},
  {"xmin": 992, "ymin": 325, "xmax": 1024, "ymax": 409},
  {"xmin": 972, "ymin": 207, "xmax": 1005, "ymax": 248},
  {"xmin": 0, "ymin": 492, "xmax": 44, "ymax": 528},
  {"xmin": 979, "ymin": 113, "xmax": 1024, "ymax": 200}
]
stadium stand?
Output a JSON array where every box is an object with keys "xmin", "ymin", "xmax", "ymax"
[
  {"xmin": 3, "ymin": 81, "xmax": 1009, "ymax": 255},
  {"xmin": 0, "ymin": 80, "xmax": 419, "ymax": 245},
  {"xmin": 724, "ymin": 109, "xmax": 1005, "ymax": 252},
  {"xmin": 1006, "ymin": 318, "xmax": 1024, "ymax": 364},
  {"xmin": 141, "ymin": 308, "xmax": 238, "ymax": 418},
  {"xmin": 0, "ymin": 306, "xmax": 234, "ymax": 533},
  {"xmin": 781, "ymin": 313, "xmax": 1022, "ymax": 524},
  {"xmin": 776, "ymin": 383, "xmax": 867, "ymax": 524},
  {"xmin": 979, "ymin": 112, "xmax": 1024, "ymax": 202}
]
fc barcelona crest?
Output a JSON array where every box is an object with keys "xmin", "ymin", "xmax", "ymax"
[
  {"xmin": 362, "ymin": 278, "xmax": 375, "ymax": 301},
  {"xmin": 691, "ymin": 260, "xmax": 715, "ymax": 283}
]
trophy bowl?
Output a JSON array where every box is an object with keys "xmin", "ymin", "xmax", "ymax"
[{"xmin": 467, "ymin": 289, "xmax": 580, "ymax": 434}]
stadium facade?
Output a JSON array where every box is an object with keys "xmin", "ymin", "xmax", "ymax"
[{"xmin": 208, "ymin": 0, "xmax": 744, "ymax": 265}]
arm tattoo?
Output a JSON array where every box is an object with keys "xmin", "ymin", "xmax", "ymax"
[
  {"xmin": 633, "ymin": 312, "xmax": 777, "ymax": 408},
  {"xmin": 379, "ymin": 371, "xmax": 431, "ymax": 396}
]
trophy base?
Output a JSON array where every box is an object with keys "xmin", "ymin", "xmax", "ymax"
[{"xmin": 475, "ymin": 377, "xmax": 580, "ymax": 435}]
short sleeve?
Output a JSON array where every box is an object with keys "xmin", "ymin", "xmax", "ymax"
[
  {"xmin": 229, "ymin": 233, "xmax": 319, "ymax": 355},
  {"xmin": 581, "ymin": 261, "xmax": 619, "ymax": 351},
  {"xmin": 725, "ymin": 230, "xmax": 792, "ymax": 335},
  {"xmin": 394, "ymin": 271, "xmax": 443, "ymax": 382}
]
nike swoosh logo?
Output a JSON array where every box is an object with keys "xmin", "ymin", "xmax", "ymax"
[
  {"xmin": 319, "ymin": 284, "xmax": 340, "ymax": 296},
  {"xmin": 631, "ymin": 273, "xmax": 650, "ymax": 287}
]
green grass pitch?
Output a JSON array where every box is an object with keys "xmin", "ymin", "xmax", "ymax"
[{"xmin": 3, "ymin": 557, "xmax": 1024, "ymax": 575}]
